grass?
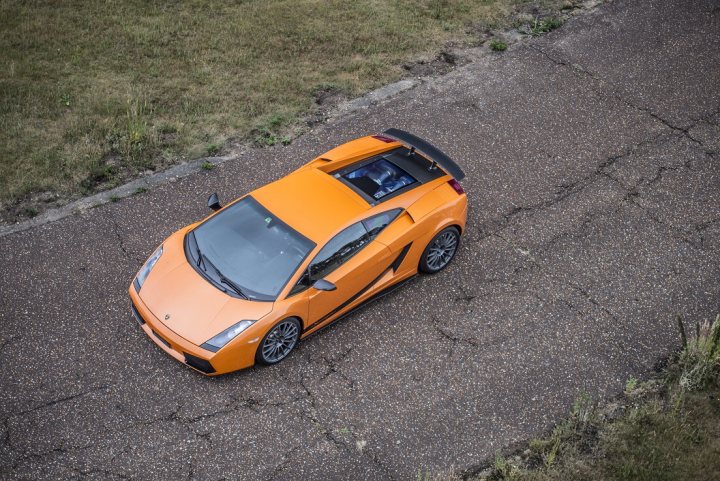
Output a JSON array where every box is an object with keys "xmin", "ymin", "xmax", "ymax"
[
  {"xmin": 530, "ymin": 16, "xmax": 564, "ymax": 35},
  {"xmin": 0, "ymin": 0, "xmax": 572, "ymax": 218},
  {"xmin": 440, "ymin": 314, "xmax": 720, "ymax": 481},
  {"xmin": 624, "ymin": 376, "xmax": 638, "ymax": 394},
  {"xmin": 489, "ymin": 39, "xmax": 508, "ymax": 51},
  {"xmin": 206, "ymin": 143, "xmax": 221, "ymax": 157}
]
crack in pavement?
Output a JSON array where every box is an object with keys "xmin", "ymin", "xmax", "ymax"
[
  {"xmin": 490, "ymin": 231, "xmax": 627, "ymax": 334},
  {"xmin": 73, "ymin": 466, "xmax": 132, "ymax": 480},
  {"xmin": 566, "ymin": 283, "xmax": 621, "ymax": 324},
  {"xmin": 106, "ymin": 208, "xmax": 144, "ymax": 265},
  {"xmin": 265, "ymin": 445, "xmax": 301, "ymax": 481},
  {"xmin": 318, "ymin": 348, "xmax": 356, "ymax": 390},
  {"xmin": 475, "ymin": 130, "xmax": 671, "ymax": 243},
  {"xmin": 477, "ymin": 125, "xmax": 714, "ymax": 256},
  {"xmin": 624, "ymin": 195, "xmax": 702, "ymax": 249},
  {"xmin": 9, "ymin": 441, "xmax": 95, "ymax": 472},
  {"xmin": 5, "ymin": 392, "xmax": 301, "ymax": 473},
  {"xmin": 288, "ymin": 372, "xmax": 397, "ymax": 480},
  {"xmin": 10, "ymin": 383, "xmax": 113, "ymax": 419},
  {"xmin": 430, "ymin": 314, "xmax": 480, "ymax": 358},
  {"xmin": 453, "ymin": 284, "xmax": 477, "ymax": 304},
  {"xmin": 529, "ymin": 43, "xmax": 717, "ymax": 153}
]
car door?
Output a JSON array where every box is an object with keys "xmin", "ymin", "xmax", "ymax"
[{"xmin": 292, "ymin": 213, "xmax": 400, "ymax": 332}]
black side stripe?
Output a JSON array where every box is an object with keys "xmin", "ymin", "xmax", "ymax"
[
  {"xmin": 304, "ymin": 268, "xmax": 389, "ymax": 332},
  {"xmin": 304, "ymin": 248, "xmax": 406, "ymax": 332},
  {"xmin": 391, "ymin": 242, "xmax": 412, "ymax": 273},
  {"xmin": 303, "ymin": 275, "xmax": 416, "ymax": 340}
]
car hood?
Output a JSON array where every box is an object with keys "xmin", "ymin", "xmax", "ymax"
[{"xmin": 138, "ymin": 230, "xmax": 273, "ymax": 346}]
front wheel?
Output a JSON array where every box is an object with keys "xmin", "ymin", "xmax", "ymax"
[
  {"xmin": 256, "ymin": 318, "xmax": 301, "ymax": 365},
  {"xmin": 419, "ymin": 226, "xmax": 460, "ymax": 274}
]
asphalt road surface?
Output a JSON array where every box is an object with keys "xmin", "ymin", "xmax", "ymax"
[{"xmin": 2, "ymin": 0, "xmax": 719, "ymax": 479}]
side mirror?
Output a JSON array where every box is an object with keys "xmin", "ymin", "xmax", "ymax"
[
  {"xmin": 313, "ymin": 279, "xmax": 337, "ymax": 291},
  {"xmin": 207, "ymin": 193, "xmax": 222, "ymax": 211}
]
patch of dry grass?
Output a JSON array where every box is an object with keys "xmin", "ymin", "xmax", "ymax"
[
  {"xmin": 433, "ymin": 314, "xmax": 720, "ymax": 481},
  {"xmin": 1, "ymin": 0, "xmax": 554, "ymax": 216}
]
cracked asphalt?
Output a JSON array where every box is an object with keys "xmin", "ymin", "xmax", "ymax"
[{"xmin": 2, "ymin": 0, "xmax": 719, "ymax": 479}]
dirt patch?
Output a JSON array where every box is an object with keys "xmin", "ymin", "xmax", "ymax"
[
  {"xmin": 314, "ymin": 86, "xmax": 348, "ymax": 107},
  {"xmin": 0, "ymin": 191, "xmax": 66, "ymax": 224},
  {"xmin": 403, "ymin": 50, "xmax": 467, "ymax": 77}
]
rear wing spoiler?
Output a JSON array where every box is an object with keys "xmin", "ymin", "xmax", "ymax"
[{"xmin": 382, "ymin": 128, "xmax": 465, "ymax": 181}]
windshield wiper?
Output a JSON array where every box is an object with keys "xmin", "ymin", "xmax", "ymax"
[
  {"xmin": 201, "ymin": 254, "xmax": 249, "ymax": 300},
  {"xmin": 189, "ymin": 233, "xmax": 205, "ymax": 270},
  {"xmin": 219, "ymin": 277, "xmax": 249, "ymax": 300}
]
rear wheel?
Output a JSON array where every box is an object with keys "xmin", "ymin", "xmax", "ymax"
[
  {"xmin": 256, "ymin": 318, "xmax": 301, "ymax": 365},
  {"xmin": 419, "ymin": 226, "xmax": 460, "ymax": 274}
]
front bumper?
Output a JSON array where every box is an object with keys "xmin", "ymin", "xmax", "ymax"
[{"xmin": 128, "ymin": 285, "xmax": 256, "ymax": 375}]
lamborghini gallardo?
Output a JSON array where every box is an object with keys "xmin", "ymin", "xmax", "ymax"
[{"xmin": 129, "ymin": 129, "xmax": 467, "ymax": 375}]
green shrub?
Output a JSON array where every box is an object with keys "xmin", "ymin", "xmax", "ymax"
[{"xmin": 490, "ymin": 39, "xmax": 508, "ymax": 52}]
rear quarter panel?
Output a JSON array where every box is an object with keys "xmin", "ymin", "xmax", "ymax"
[{"xmin": 375, "ymin": 182, "xmax": 467, "ymax": 276}]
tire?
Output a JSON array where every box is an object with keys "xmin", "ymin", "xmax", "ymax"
[
  {"xmin": 419, "ymin": 226, "xmax": 460, "ymax": 274},
  {"xmin": 255, "ymin": 318, "xmax": 301, "ymax": 365}
]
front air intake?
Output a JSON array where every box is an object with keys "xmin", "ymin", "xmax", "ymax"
[
  {"xmin": 131, "ymin": 304, "xmax": 146, "ymax": 325},
  {"xmin": 184, "ymin": 352, "xmax": 216, "ymax": 374}
]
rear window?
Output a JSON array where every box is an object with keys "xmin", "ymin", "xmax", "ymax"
[{"xmin": 341, "ymin": 158, "xmax": 417, "ymax": 201}]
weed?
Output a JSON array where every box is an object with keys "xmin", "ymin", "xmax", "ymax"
[
  {"xmin": 81, "ymin": 163, "xmax": 117, "ymax": 192},
  {"xmin": 490, "ymin": 39, "xmax": 508, "ymax": 51},
  {"xmin": 531, "ymin": 17, "xmax": 564, "ymax": 36},
  {"xmin": 201, "ymin": 161, "xmax": 215, "ymax": 171},
  {"xmin": 494, "ymin": 452, "xmax": 520, "ymax": 479},
  {"xmin": 253, "ymin": 113, "xmax": 293, "ymax": 147},
  {"xmin": 23, "ymin": 206, "xmax": 39, "ymax": 218},
  {"xmin": 206, "ymin": 143, "xmax": 220, "ymax": 156},
  {"xmin": 134, "ymin": 187, "xmax": 147, "ymax": 194},
  {"xmin": 122, "ymin": 98, "xmax": 155, "ymax": 166},
  {"xmin": 254, "ymin": 130, "xmax": 291, "ymax": 147},
  {"xmin": 110, "ymin": 195, "xmax": 120, "ymax": 202},
  {"xmin": 672, "ymin": 314, "xmax": 720, "ymax": 392},
  {"xmin": 624, "ymin": 376, "xmax": 638, "ymax": 394},
  {"xmin": 59, "ymin": 93, "xmax": 71, "ymax": 107}
]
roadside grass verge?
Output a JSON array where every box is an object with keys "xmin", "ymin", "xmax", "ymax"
[
  {"xmin": 435, "ymin": 314, "xmax": 720, "ymax": 481},
  {"xmin": 0, "ymin": 0, "xmax": 579, "ymax": 221}
]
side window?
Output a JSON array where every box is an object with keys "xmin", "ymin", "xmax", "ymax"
[
  {"xmin": 362, "ymin": 209, "xmax": 402, "ymax": 240},
  {"xmin": 288, "ymin": 210, "xmax": 402, "ymax": 297},
  {"xmin": 289, "ymin": 222, "xmax": 370, "ymax": 296},
  {"xmin": 309, "ymin": 222, "xmax": 368, "ymax": 282}
]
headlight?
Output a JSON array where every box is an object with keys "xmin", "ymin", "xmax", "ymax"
[
  {"xmin": 201, "ymin": 320, "xmax": 255, "ymax": 352},
  {"xmin": 134, "ymin": 245, "xmax": 163, "ymax": 291}
]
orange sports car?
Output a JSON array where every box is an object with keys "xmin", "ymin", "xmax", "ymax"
[{"xmin": 129, "ymin": 129, "xmax": 467, "ymax": 375}]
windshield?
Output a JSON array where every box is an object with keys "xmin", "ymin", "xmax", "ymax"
[{"xmin": 189, "ymin": 196, "xmax": 315, "ymax": 301}]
